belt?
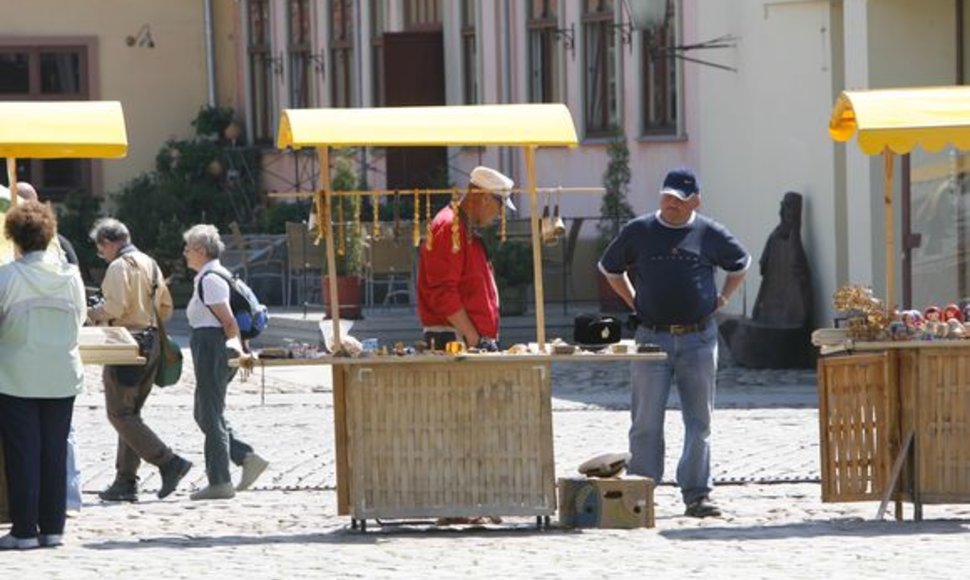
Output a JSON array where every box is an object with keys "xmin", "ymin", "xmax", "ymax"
[{"xmin": 641, "ymin": 321, "xmax": 708, "ymax": 335}]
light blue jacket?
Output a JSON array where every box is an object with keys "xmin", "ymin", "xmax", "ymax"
[{"xmin": 0, "ymin": 251, "xmax": 86, "ymax": 398}]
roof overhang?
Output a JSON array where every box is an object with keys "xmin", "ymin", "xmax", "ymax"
[
  {"xmin": 829, "ymin": 86, "xmax": 970, "ymax": 155},
  {"xmin": 277, "ymin": 103, "xmax": 579, "ymax": 149},
  {"xmin": 0, "ymin": 101, "xmax": 128, "ymax": 158}
]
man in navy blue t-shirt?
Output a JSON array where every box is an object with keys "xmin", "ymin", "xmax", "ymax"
[{"xmin": 598, "ymin": 167, "xmax": 750, "ymax": 518}]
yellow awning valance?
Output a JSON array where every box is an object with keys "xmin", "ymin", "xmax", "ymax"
[
  {"xmin": 0, "ymin": 101, "xmax": 128, "ymax": 158},
  {"xmin": 277, "ymin": 103, "xmax": 579, "ymax": 148},
  {"xmin": 829, "ymin": 86, "xmax": 970, "ymax": 155}
]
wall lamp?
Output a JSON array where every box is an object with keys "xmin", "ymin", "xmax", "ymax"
[
  {"xmin": 125, "ymin": 24, "xmax": 155, "ymax": 49},
  {"xmin": 554, "ymin": 23, "xmax": 576, "ymax": 57}
]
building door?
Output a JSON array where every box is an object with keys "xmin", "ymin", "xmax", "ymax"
[
  {"xmin": 383, "ymin": 31, "xmax": 446, "ymax": 190},
  {"xmin": 0, "ymin": 45, "xmax": 91, "ymax": 201}
]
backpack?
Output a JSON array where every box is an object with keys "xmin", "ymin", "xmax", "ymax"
[{"xmin": 198, "ymin": 270, "xmax": 269, "ymax": 339}]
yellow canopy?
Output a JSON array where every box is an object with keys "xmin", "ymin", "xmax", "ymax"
[
  {"xmin": 829, "ymin": 86, "xmax": 970, "ymax": 155},
  {"xmin": 277, "ymin": 103, "xmax": 579, "ymax": 148},
  {"xmin": 0, "ymin": 101, "xmax": 128, "ymax": 158}
]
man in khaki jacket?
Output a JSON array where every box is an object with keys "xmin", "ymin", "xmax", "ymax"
[{"xmin": 88, "ymin": 218, "xmax": 192, "ymax": 501}]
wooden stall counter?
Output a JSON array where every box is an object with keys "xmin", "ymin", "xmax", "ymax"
[
  {"xmin": 817, "ymin": 337, "xmax": 970, "ymax": 520},
  {"xmin": 237, "ymin": 346, "xmax": 664, "ymax": 530}
]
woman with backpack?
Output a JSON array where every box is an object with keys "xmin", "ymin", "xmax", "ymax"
[{"xmin": 182, "ymin": 224, "xmax": 269, "ymax": 500}]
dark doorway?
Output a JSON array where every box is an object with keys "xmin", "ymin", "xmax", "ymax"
[{"xmin": 383, "ymin": 31, "xmax": 446, "ymax": 189}]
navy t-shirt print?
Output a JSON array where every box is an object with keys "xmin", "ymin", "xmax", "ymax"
[{"xmin": 599, "ymin": 212, "xmax": 749, "ymax": 326}]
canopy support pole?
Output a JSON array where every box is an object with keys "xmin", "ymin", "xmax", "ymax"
[
  {"xmin": 526, "ymin": 146, "xmax": 546, "ymax": 350},
  {"xmin": 317, "ymin": 146, "xmax": 342, "ymax": 348},
  {"xmin": 884, "ymin": 149, "xmax": 895, "ymax": 309},
  {"xmin": 6, "ymin": 158, "xmax": 18, "ymax": 207}
]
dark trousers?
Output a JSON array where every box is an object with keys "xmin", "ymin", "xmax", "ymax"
[
  {"xmin": 103, "ymin": 336, "xmax": 173, "ymax": 481},
  {"xmin": 0, "ymin": 393, "xmax": 74, "ymax": 539},
  {"xmin": 190, "ymin": 328, "xmax": 254, "ymax": 486}
]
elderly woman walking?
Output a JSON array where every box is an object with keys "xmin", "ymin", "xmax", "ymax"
[
  {"xmin": 182, "ymin": 224, "xmax": 268, "ymax": 500},
  {"xmin": 0, "ymin": 201, "xmax": 86, "ymax": 549}
]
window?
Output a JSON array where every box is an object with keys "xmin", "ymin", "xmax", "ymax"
[
  {"xmin": 403, "ymin": 0, "xmax": 441, "ymax": 30},
  {"xmin": 330, "ymin": 0, "xmax": 355, "ymax": 108},
  {"xmin": 460, "ymin": 0, "xmax": 477, "ymax": 104},
  {"xmin": 582, "ymin": 0, "xmax": 618, "ymax": 136},
  {"xmin": 288, "ymin": 0, "xmax": 313, "ymax": 109},
  {"xmin": 527, "ymin": 0, "xmax": 560, "ymax": 103},
  {"xmin": 641, "ymin": 0, "xmax": 678, "ymax": 135},
  {"xmin": 0, "ymin": 45, "xmax": 90, "ymax": 201},
  {"xmin": 248, "ymin": 0, "xmax": 275, "ymax": 143},
  {"xmin": 370, "ymin": 0, "xmax": 385, "ymax": 106}
]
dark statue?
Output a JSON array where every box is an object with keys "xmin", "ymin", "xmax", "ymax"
[{"xmin": 719, "ymin": 192, "xmax": 816, "ymax": 368}]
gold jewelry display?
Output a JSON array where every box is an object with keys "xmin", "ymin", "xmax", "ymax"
[
  {"xmin": 412, "ymin": 188, "xmax": 421, "ymax": 248},
  {"xmin": 425, "ymin": 189, "xmax": 434, "ymax": 251},
  {"xmin": 372, "ymin": 191, "xmax": 380, "ymax": 240},
  {"xmin": 337, "ymin": 194, "xmax": 346, "ymax": 256}
]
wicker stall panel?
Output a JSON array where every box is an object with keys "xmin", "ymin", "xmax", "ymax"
[
  {"xmin": 818, "ymin": 352, "xmax": 897, "ymax": 502},
  {"xmin": 912, "ymin": 349, "xmax": 970, "ymax": 503},
  {"xmin": 344, "ymin": 361, "xmax": 556, "ymax": 519}
]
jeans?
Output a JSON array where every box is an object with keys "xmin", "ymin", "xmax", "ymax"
[
  {"xmin": 628, "ymin": 319, "xmax": 718, "ymax": 505},
  {"xmin": 190, "ymin": 328, "xmax": 254, "ymax": 486},
  {"xmin": 0, "ymin": 393, "xmax": 75, "ymax": 539},
  {"xmin": 66, "ymin": 425, "xmax": 81, "ymax": 511}
]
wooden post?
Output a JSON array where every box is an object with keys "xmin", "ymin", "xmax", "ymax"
[
  {"xmin": 6, "ymin": 158, "xmax": 17, "ymax": 206},
  {"xmin": 318, "ymin": 146, "xmax": 342, "ymax": 347},
  {"xmin": 525, "ymin": 146, "xmax": 546, "ymax": 349},
  {"xmin": 884, "ymin": 149, "xmax": 895, "ymax": 309}
]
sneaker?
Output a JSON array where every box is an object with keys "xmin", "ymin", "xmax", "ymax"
[
  {"xmin": 684, "ymin": 497, "xmax": 722, "ymax": 518},
  {"xmin": 0, "ymin": 533, "xmax": 40, "ymax": 550},
  {"xmin": 190, "ymin": 482, "xmax": 236, "ymax": 501},
  {"xmin": 236, "ymin": 453, "xmax": 269, "ymax": 491},
  {"xmin": 98, "ymin": 479, "xmax": 138, "ymax": 502},
  {"xmin": 158, "ymin": 456, "xmax": 193, "ymax": 499},
  {"xmin": 38, "ymin": 534, "xmax": 63, "ymax": 548}
]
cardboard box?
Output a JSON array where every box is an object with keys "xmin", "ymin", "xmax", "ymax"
[{"xmin": 558, "ymin": 476, "xmax": 655, "ymax": 529}]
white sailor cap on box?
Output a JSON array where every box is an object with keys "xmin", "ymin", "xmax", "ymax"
[{"xmin": 470, "ymin": 166, "xmax": 516, "ymax": 211}]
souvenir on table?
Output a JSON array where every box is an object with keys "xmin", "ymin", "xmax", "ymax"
[
  {"xmin": 923, "ymin": 306, "xmax": 943, "ymax": 339},
  {"xmin": 833, "ymin": 285, "xmax": 891, "ymax": 340},
  {"xmin": 943, "ymin": 303, "xmax": 963, "ymax": 322}
]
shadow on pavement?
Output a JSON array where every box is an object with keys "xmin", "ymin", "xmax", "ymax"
[
  {"xmin": 82, "ymin": 525, "xmax": 578, "ymax": 549},
  {"xmin": 659, "ymin": 518, "xmax": 970, "ymax": 541}
]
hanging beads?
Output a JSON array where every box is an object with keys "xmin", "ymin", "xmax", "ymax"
[
  {"xmin": 372, "ymin": 190, "xmax": 380, "ymax": 241},
  {"xmin": 412, "ymin": 188, "xmax": 421, "ymax": 248},
  {"xmin": 425, "ymin": 189, "xmax": 434, "ymax": 252},
  {"xmin": 450, "ymin": 188, "xmax": 461, "ymax": 254},
  {"xmin": 337, "ymin": 194, "xmax": 346, "ymax": 257}
]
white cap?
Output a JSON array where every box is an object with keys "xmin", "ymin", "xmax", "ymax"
[{"xmin": 470, "ymin": 166, "xmax": 516, "ymax": 211}]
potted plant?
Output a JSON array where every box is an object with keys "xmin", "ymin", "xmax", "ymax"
[
  {"xmin": 596, "ymin": 132, "xmax": 636, "ymax": 313},
  {"xmin": 321, "ymin": 149, "xmax": 366, "ymax": 319},
  {"xmin": 484, "ymin": 232, "xmax": 533, "ymax": 316}
]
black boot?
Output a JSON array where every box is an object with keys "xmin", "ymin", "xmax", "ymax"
[
  {"xmin": 158, "ymin": 456, "xmax": 193, "ymax": 499},
  {"xmin": 98, "ymin": 478, "xmax": 138, "ymax": 502}
]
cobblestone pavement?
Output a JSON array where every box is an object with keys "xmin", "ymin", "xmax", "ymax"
[{"xmin": 4, "ymin": 354, "xmax": 970, "ymax": 578}]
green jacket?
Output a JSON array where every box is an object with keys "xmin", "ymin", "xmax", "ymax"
[{"xmin": 0, "ymin": 251, "xmax": 85, "ymax": 398}]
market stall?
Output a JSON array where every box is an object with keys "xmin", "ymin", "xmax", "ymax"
[
  {"xmin": 262, "ymin": 104, "xmax": 665, "ymax": 529},
  {"xmin": 818, "ymin": 87, "xmax": 970, "ymax": 521},
  {"xmin": 0, "ymin": 100, "xmax": 136, "ymax": 523}
]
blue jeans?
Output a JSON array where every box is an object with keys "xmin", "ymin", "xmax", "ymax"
[
  {"xmin": 628, "ymin": 320, "xmax": 718, "ymax": 505},
  {"xmin": 66, "ymin": 425, "xmax": 81, "ymax": 511}
]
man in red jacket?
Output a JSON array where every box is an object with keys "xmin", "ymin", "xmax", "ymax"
[{"xmin": 417, "ymin": 166, "xmax": 515, "ymax": 352}]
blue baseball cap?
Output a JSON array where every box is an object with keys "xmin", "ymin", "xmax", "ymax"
[{"xmin": 660, "ymin": 168, "xmax": 700, "ymax": 200}]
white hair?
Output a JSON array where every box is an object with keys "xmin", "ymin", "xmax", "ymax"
[{"xmin": 182, "ymin": 224, "xmax": 225, "ymax": 259}]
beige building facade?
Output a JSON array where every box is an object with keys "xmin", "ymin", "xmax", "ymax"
[
  {"xmin": 8, "ymin": 1, "xmax": 966, "ymax": 323},
  {"xmin": 0, "ymin": 0, "xmax": 212, "ymax": 200}
]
